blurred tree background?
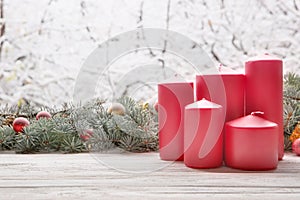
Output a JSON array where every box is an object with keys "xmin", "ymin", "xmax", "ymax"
[{"xmin": 0, "ymin": 0, "xmax": 299, "ymax": 106}]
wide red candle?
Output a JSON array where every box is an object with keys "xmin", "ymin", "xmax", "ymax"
[
  {"xmin": 158, "ymin": 82, "xmax": 194, "ymax": 161},
  {"xmin": 245, "ymin": 54, "xmax": 284, "ymax": 160},
  {"xmin": 184, "ymin": 99, "xmax": 223, "ymax": 168},
  {"xmin": 196, "ymin": 66, "xmax": 245, "ymax": 122},
  {"xmin": 225, "ymin": 112, "xmax": 278, "ymax": 170}
]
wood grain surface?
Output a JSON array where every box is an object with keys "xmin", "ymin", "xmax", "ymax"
[{"xmin": 0, "ymin": 152, "xmax": 299, "ymax": 199}]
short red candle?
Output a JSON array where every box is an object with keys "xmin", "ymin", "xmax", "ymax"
[
  {"xmin": 196, "ymin": 66, "xmax": 245, "ymax": 122},
  {"xmin": 225, "ymin": 112, "xmax": 278, "ymax": 170},
  {"xmin": 184, "ymin": 99, "xmax": 223, "ymax": 168},
  {"xmin": 245, "ymin": 54, "xmax": 284, "ymax": 160},
  {"xmin": 158, "ymin": 82, "xmax": 194, "ymax": 161}
]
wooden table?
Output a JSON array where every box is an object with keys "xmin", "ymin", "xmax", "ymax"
[{"xmin": 0, "ymin": 152, "xmax": 299, "ymax": 199}]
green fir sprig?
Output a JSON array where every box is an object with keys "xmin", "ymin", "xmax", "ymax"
[
  {"xmin": 283, "ymin": 72, "xmax": 300, "ymax": 150},
  {"xmin": 1, "ymin": 71, "xmax": 298, "ymax": 154},
  {"xmin": 0, "ymin": 96, "xmax": 158, "ymax": 153}
]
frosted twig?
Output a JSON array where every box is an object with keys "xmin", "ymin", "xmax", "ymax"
[
  {"xmin": 80, "ymin": 1, "xmax": 97, "ymax": 43},
  {"xmin": 0, "ymin": 0, "xmax": 5, "ymax": 60},
  {"xmin": 294, "ymin": 0, "xmax": 299, "ymax": 10},
  {"xmin": 137, "ymin": 1, "xmax": 144, "ymax": 27},
  {"xmin": 211, "ymin": 43, "xmax": 222, "ymax": 64},
  {"xmin": 162, "ymin": 0, "xmax": 171, "ymax": 53},
  {"xmin": 38, "ymin": 0, "xmax": 55, "ymax": 35}
]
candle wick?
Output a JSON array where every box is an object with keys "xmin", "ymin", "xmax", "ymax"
[{"xmin": 251, "ymin": 111, "xmax": 265, "ymax": 116}]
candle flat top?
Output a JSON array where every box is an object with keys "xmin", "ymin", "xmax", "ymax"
[{"xmin": 246, "ymin": 54, "xmax": 282, "ymax": 62}]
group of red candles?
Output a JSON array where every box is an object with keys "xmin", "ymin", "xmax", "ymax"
[{"xmin": 158, "ymin": 54, "xmax": 283, "ymax": 170}]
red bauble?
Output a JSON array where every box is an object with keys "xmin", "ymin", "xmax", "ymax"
[
  {"xmin": 153, "ymin": 102, "xmax": 158, "ymax": 112},
  {"xmin": 84, "ymin": 129, "xmax": 94, "ymax": 136},
  {"xmin": 36, "ymin": 111, "xmax": 52, "ymax": 120},
  {"xmin": 292, "ymin": 138, "xmax": 300, "ymax": 156},
  {"xmin": 80, "ymin": 129, "xmax": 94, "ymax": 141},
  {"xmin": 12, "ymin": 117, "xmax": 30, "ymax": 133},
  {"xmin": 80, "ymin": 134, "xmax": 90, "ymax": 141}
]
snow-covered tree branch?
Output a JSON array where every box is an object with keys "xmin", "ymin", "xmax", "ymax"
[{"xmin": 0, "ymin": 0, "xmax": 299, "ymax": 106}]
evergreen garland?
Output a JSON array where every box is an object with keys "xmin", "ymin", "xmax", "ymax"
[
  {"xmin": 1, "ymin": 72, "xmax": 299, "ymax": 153},
  {"xmin": 283, "ymin": 72, "xmax": 300, "ymax": 150},
  {"xmin": 0, "ymin": 96, "xmax": 158, "ymax": 153}
]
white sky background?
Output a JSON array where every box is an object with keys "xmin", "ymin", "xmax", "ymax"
[{"xmin": 0, "ymin": 0, "xmax": 299, "ymax": 106}]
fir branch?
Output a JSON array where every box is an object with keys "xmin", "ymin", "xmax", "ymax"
[
  {"xmin": 0, "ymin": 126, "xmax": 15, "ymax": 150},
  {"xmin": 0, "ymin": 96, "xmax": 158, "ymax": 153},
  {"xmin": 283, "ymin": 72, "xmax": 300, "ymax": 150},
  {"xmin": 284, "ymin": 95, "xmax": 300, "ymax": 101}
]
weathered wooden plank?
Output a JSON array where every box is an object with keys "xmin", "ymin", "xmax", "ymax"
[{"xmin": 0, "ymin": 152, "xmax": 299, "ymax": 199}]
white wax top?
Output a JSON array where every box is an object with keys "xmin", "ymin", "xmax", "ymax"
[
  {"xmin": 186, "ymin": 98, "xmax": 222, "ymax": 109},
  {"xmin": 227, "ymin": 114, "xmax": 278, "ymax": 128},
  {"xmin": 246, "ymin": 53, "xmax": 282, "ymax": 62}
]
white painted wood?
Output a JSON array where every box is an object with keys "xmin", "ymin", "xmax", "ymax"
[{"xmin": 0, "ymin": 152, "xmax": 300, "ymax": 200}]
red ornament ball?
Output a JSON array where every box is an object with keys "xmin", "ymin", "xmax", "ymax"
[
  {"xmin": 154, "ymin": 101, "xmax": 158, "ymax": 112},
  {"xmin": 292, "ymin": 138, "xmax": 300, "ymax": 156},
  {"xmin": 12, "ymin": 117, "xmax": 30, "ymax": 133},
  {"xmin": 36, "ymin": 111, "xmax": 52, "ymax": 120},
  {"xmin": 84, "ymin": 129, "xmax": 94, "ymax": 136},
  {"xmin": 80, "ymin": 129, "xmax": 94, "ymax": 141},
  {"xmin": 80, "ymin": 134, "xmax": 91, "ymax": 141}
]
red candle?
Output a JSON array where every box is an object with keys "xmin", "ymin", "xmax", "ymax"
[
  {"xmin": 196, "ymin": 66, "xmax": 245, "ymax": 122},
  {"xmin": 158, "ymin": 82, "xmax": 194, "ymax": 161},
  {"xmin": 245, "ymin": 54, "xmax": 284, "ymax": 160},
  {"xmin": 225, "ymin": 112, "xmax": 278, "ymax": 170},
  {"xmin": 184, "ymin": 99, "xmax": 223, "ymax": 168}
]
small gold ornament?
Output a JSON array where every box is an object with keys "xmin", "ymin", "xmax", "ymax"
[
  {"xmin": 290, "ymin": 122, "xmax": 300, "ymax": 143},
  {"xmin": 142, "ymin": 102, "xmax": 149, "ymax": 110},
  {"xmin": 107, "ymin": 103, "xmax": 126, "ymax": 115}
]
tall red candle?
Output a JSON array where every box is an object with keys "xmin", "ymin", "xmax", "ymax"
[
  {"xmin": 158, "ymin": 82, "xmax": 194, "ymax": 161},
  {"xmin": 245, "ymin": 54, "xmax": 284, "ymax": 160},
  {"xmin": 184, "ymin": 99, "xmax": 223, "ymax": 168},
  {"xmin": 196, "ymin": 66, "xmax": 245, "ymax": 122}
]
